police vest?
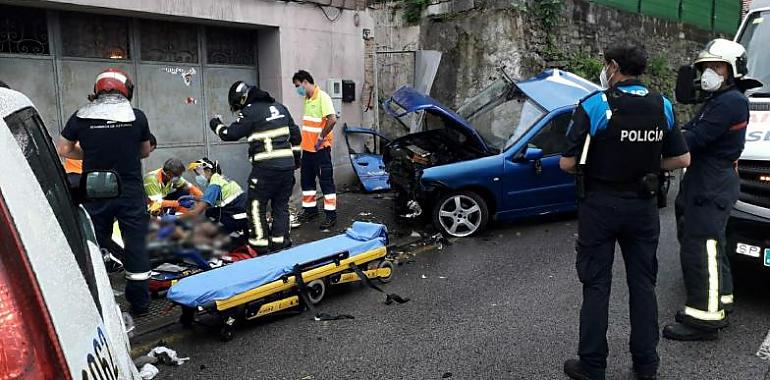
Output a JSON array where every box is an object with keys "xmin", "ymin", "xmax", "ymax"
[
  {"xmin": 208, "ymin": 173, "xmax": 244, "ymax": 208},
  {"xmin": 583, "ymin": 84, "xmax": 674, "ymax": 187}
]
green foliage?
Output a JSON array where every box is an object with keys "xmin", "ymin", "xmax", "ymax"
[
  {"xmin": 403, "ymin": 0, "xmax": 430, "ymax": 24},
  {"xmin": 568, "ymin": 54, "xmax": 604, "ymax": 83},
  {"xmin": 647, "ymin": 55, "xmax": 669, "ymax": 78},
  {"xmin": 532, "ymin": 0, "xmax": 564, "ymax": 31}
]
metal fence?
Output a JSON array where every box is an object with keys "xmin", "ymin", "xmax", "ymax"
[{"xmin": 592, "ymin": 0, "xmax": 743, "ymax": 34}]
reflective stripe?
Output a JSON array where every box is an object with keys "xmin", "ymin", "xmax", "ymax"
[
  {"xmin": 706, "ymin": 239, "xmax": 720, "ymax": 313},
  {"xmin": 272, "ymin": 236, "xmax": 285, "ymax": 244},
  {"xmin": 248, "ymin": 127, "xmax": 290, "ymax": 142},
  {"xmin": 251, "ymin": 200, "xmax": 265, "ymax": 244},
  {"xmin": 684, "ymin": 306, "xmax": 725, "ymax": 321},
  {"xmin": 303, "ymin": 116, "xmax": 323, "ymax": 123},
  {"xmin": 324, "ymin": 203, "xmax": 336, "ymax": 211},
  {"xmin": 250, "ymin": 149, "xmax": 294, "ymax": 162},
  {"xmin": 221, "ymin": 190, "xmax": 243, "ymax": 207},
  {"xmin": 302, "ymin": 202, "xmax": 316, "ymax": 208},
  {"xmin": 249, "ymin": 238, "xmax": 269, "ymax": 247},
  {"xmin": 721, "ymin": 294, "xmax": 734, "ymax": 305},
  {"xmin": 324, "ymin": 194, "xmax": 337, "ymax": 200},
  {"xmin": 96, "ymin": 71, "xmax": 127, "ymax": 84},
  {"xmin": 215, "ymin": 124, "xmax": 226, "ymax": 135},
  {"xmin": 302, "ymin": 126, "xmax": 323, "ymax": 133},
  {"xmin": 232, "ymin": 213, "xmax": 248, "ymax": 220},
  {"xmin": 323, "ymin": 194, "xmax": 337, "ymax": 211},
  {"xmin": 302, "ymin": 191, "xmax": 316, "ymax": 196},
  {"xmin": 292, "ymin": 146, "xmax": 302, "ymax": 151},
  {"xmin": 125, "ymin": 271, "xmax": 151, "ymax": 281}
]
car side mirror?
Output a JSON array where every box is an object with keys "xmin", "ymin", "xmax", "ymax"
[
  {"xmin": 523, "ymin": 147, "xmax": 544, "ymax": 161},
  {"xmin": 81, "ymin": 171, "xmax": 121, "ymax": 201}
]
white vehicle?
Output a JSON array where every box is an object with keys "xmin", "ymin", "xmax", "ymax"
[
  {"xmin": 0, "ymin": 87, "xmax": 139, "ymax": 379},
  {"xmin": 727, "ymin": 0, "xmax": 770, "ymax": 271}
]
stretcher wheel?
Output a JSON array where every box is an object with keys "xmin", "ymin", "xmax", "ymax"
[
  {"xmin": 307, "ymin": 279, "xmax": 326, "ymax": 305},
  {"xmin": 377, "ymin": 260, "xmax": 394, "ymax": 284}
]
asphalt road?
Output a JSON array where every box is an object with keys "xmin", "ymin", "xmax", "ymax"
[{"xmin": 151, "ymin": 196, "xmax": 770, "ymax": 380}]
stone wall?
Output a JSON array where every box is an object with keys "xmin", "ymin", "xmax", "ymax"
[{"xmin": 375, "ymin": 0, "xmax": 730, "ymax": 127}]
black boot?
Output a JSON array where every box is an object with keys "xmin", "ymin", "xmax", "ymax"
[
  {"xmin": 293, "ymin": 209, "xmax": 319, "ymax": 228},
  {"xmin": 662, "ymin": 322, "xmax": 718, "ymax": 341},
  {"xmin": 319, "ymin": 215, "xmax": 337, "ymax": 230},
  {"xmin": 564, "ymin": 359, "xmax": 599, "ymax": 380}
]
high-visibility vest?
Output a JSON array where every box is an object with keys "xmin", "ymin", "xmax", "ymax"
[
  {"xmin": 208, "ymin": 173, "xmax": 244, "ymax": 208},
  {"xmin": 301, "ymin": 86, "xmax": 336, "ymax": 152}
]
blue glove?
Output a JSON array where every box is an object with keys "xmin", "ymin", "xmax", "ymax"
[
  {"xmin": 178, "ymin": 195, "xmax": 195, "ymax": 209},
  {"xmin": 160, "ymin": 214, "xmax": 177, "ymax": 224}
]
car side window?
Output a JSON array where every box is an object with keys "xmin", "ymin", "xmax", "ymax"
[
  {"xmin": 4, "ymin": 107, "xmax": 99, "ymax": 303},
  {"xmin": 529, "ymin": 112, "xmax": 573, "ymax": 156}
]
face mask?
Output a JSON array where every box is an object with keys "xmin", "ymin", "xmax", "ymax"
[
  {"xmin": 195, "ymin": 175, "xmax": 209, "ymax": 189},
  {"xmin": 599, "ymin": 65, "xmax": 615, "ymax": 90},
  {"xmin": 700, "ymin": 68, "xmax": 724, "ymax": 92},
  {"xmin": 296, "ymin": 86, "xmax": 306, "ymax": 97}
]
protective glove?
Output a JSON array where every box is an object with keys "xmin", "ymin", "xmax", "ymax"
[
  {"xmin": 148, "ymin": 202, "xmax": 163, "ymax": 216},
  {"xmin": 178, "ymin": 195, "xmax": 195, "ymax": 209},
  {"xmin": 160, "ymin": 214, "xmax": 177, "ymax": 224},
  {"xmin": 314, "ymin": 135, "xmax": 325, "ymax": 150},
  {"xmin": 209, "ymin": 116, "xmax": 223, "ymax": 133}
]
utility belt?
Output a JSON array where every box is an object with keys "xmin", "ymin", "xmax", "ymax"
[{"xmin": 580, "ymin": 174, "xmax": 659, "ymax": 199}]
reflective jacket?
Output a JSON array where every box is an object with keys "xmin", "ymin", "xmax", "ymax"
[
  {"xmin": 207, "ymin": 173, "xmax": 244, "ymax": 208},
  {"xmin": 214, "ymin": 101, "xmax": 302, "ymax": 170}
]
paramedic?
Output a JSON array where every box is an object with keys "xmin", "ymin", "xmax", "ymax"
[
  {"xmin": 292, "ymin": 70, "xmax": 338, "ymax": 230},
  {"xmin": 663, "ymin": 39, "xmax": 750, "ymax": 341},
  {"xmin": 181, "ymin": 158, "xmax": 248, "ymax": 243},
  {"xmin": 209, "ymin": 82, "xmax": 301, "ymax": 253},
  {"xmin": 144, "ymin": 158, "xmax": 203, "ymax": 215},
  {"xmin": 559, "ymin": 44, "xmax": 690, "ymax": 380},
  {"xmin": 56, "ymin": 68, "xmax": 154, "ymax": 316}
]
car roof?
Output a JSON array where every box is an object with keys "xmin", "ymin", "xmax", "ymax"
[
  {"xmin": 751, "ymin": 0, "xmax": 770, "ymax": 11},
  {"xmin": 515, "ymin": 69, "xmax": 601, "ymax": 112},
  {"xmin": 0, "ymin": 87, "xmax": 36, "ymax": 119}
]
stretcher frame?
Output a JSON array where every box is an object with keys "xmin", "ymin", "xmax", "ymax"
[{"xmin": 177, "ymin": 245, "xmax": 394, "ymax": 341}]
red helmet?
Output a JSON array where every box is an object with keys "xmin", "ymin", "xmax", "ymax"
[{"xmin": 93, "ymin": 68, "xmax": 134, "ymax": 100}]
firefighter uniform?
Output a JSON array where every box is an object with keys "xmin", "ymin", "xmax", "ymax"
[
  {"xmin": 300, "ymin": 86, "xmax": 337, "ymax": 219},
  {"xmin": 210, "ymin": 97, "xmax": 301, "ymax": 253},
  {"xmin": 563, "ymin": 81, "xmax": 688, "ymax": 379},
  {"xmin": 673, "ymin": 87, "xmax": 748, "ymax": 330},
  {"xmin": 144, "ymin": 168, "xmax": 202, "ymax": 212}
]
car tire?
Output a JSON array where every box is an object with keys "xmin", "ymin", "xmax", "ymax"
[{"xmin": 433, "ymin": 190, "xmax": 489, "ymax": 237}]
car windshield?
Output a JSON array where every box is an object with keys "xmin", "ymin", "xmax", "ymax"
[
  {"xmin": 465, "ymin": 95, "xmax": 546, "ymax": 151},
  {"xmin": 738, "ymin": 10, "xmax": 770, "ymax": 95}
]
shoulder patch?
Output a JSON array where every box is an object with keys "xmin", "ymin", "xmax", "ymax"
[{"xmin": 580, "ymin": 91, "xmax": 612, "ymax": 136}]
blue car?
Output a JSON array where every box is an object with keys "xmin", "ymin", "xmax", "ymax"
[{"xmin": 382, "ymin": 69, "xmax": 601, "ymax": 237}]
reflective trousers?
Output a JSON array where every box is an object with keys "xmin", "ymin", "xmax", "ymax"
[
  {"xmin": 86, "ymin": 193, "xmax": 150, "ymax": 310},
  {"xmin": 674, "ymin": 156, "xmax": 738, "ymax": 329},
  {"xmin": 576, "ymin": 192, "xmax": 660, "ymax": 379},
  {"xmin": 300, "ymin": 148, "xmax": 336, "ymax": 218},
  {"xmin": 247, "ymin": 167, "xmax": 295, "ymax": 253}
]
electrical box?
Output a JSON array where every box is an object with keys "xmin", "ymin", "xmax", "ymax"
[
  {"xmin": 342, "ymin": 80, "xmax": 355, "ymax": 103},
  {"xmin": 326, "ymin": 78, "xmax": 343, "ymax": 116}
]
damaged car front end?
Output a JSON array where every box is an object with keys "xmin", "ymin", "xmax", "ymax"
[{"xmin": 383, "ymin": 69, "xmax": 601, "ymax": 237}]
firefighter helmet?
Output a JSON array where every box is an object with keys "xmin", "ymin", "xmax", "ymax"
[
  {"xmin": 228, "ymin": 81, "xmax": 251, "ymax": 112},
  {"xmin": 93, "ymin": 68, "xmax": 134, "ymax": 100},
  {"xmin": 694, "ymin": 39, "xmax": 748, "ymax": 79}
]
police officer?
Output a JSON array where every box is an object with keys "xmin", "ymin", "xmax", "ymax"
[
  {"xmin": 560, "ymin": 44, "xmax": 690, "ymax": 380},
  {"xmin": 56, "ymin": 68, "xmax": 154, "ymax": 316},
  {"xmin": 209, "ymin": 82, "xmax": 301, "ymax": 253},
  {"xmin": 181, "ymin": 157, "xmax": 248, "ymax": 243},
  {"xmin": 663, "ymin": 39, "xmax": 752, "ymax": 341}
]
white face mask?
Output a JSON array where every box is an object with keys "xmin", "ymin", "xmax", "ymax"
[
  {"xmin": 700, "ymin": 68, "xmax": 724, "ymax": 92},
  {"xmin": 599, "ymin": 64, "xmax": 616, "ymax": 90}
]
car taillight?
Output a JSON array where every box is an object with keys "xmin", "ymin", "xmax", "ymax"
[{"xmin": 0, "ymin": 196, "xmax": 70, "ymax": 379}]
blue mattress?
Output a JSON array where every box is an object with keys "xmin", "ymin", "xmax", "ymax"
[{"xmin": 167, "ymin": 222, "xmax": 388, "ymax": 307}]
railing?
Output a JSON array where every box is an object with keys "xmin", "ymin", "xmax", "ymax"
[{"xmin": 591, "ymin": 0, "xmax": 743, "ymax": 34}]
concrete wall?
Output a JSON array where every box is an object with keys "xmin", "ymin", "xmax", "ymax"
[{"xmin": 3, "ymin": 0, "xmax": 374, "ymax": 188}]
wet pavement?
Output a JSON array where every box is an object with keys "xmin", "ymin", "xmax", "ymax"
[{"xmin": 128, "ymin": 189, "xmax": 770, "ymax": 380}]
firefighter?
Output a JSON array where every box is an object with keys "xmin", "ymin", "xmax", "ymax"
[
  {"xmin": 292, "ymin": 70, "xmax": 338, "ymax": 230},
  {"xmin": 56, "ymin": 68, "xmax": 154, "ymax": 316},
  {"xmin": 180, "ymin": 158, "xmax": 248, "ymax": 243},
  {"xmin": 663, "ymin": 39, "xmax": 751, "ymax": 341},
  {"xmin": 63, "ymin": 135, "xmax": 156, "ymax": 189},
  {"xmin": 559, "ymin": 44, "xmax": 690, "ymax": 380},
  {"xmin": 209, "ymin": 82, "xmax": 301, "ymax": 253},
  {"xmin": 144, "ymin": 158, "xmax": 203, "ymax": 215}
]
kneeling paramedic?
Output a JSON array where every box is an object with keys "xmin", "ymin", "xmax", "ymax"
[
  {"xmin": 56, "ymin": 68, "xmax": 155, "ymax": 316},
  {"xmin": 560, "ymin": 44, "xmax": 690, "ymax": 380},
  {"xmin": 144, "ymin": 158, "xmax": 203, "ymax": 215},
  {"xmin": 209, "ymin": 82, "xmax": 301, "ymax": 253},
  {"xmin": 180, "ymin": 158, "xmax": 248, "ymax": 243},
  {"xmin": 663, "ymin": 39, "xmax": 752, "ymax": 341}
]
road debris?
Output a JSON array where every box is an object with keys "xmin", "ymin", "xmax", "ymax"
[
  {"xmin": 421, "ymin": 274, "xmax": 428, "ymax": 279},
  {"xmin": 138, "ymin": 363, "xmax": 160, "ymax": 379},
  {"xmin": 147, "ymin": 346, "xmax": 190, "ymax": 366}
]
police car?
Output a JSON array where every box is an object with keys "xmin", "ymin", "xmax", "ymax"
[
  {"xmin": 726, "ymin": 0, "xmax": 770, "ymax": 272},
  {"xmin": 0, "ymin": 87, "xmax": 139, "ymax": 379}
]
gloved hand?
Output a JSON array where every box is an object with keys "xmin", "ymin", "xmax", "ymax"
[
  {"xmin": 148, "ymin": 202, "xmax": 163, "ymax": 216},
  {"xmin": 209, "ymin": 116, "xmax": 223, "ymax": 133},
  {"xmin": 314, "ymin": 135, "xmax": 325, "ymax": 150},
  {"xmin": 178, "ymin": 195, "xmax": 195, "ymax": 209},
  {"xmin": 160, "ymin": 214, "xmax": 177, "ymax": 225}
]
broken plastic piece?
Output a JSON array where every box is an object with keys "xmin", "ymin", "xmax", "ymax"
[
  {"xmin": 148, "ymin": 346, "xmax": 190, "ymax": 366},
  {"xmin": 139, "ymin": 363, "xmax": 159, "ymax": 380},
  {"xmin": 400, "ymin": 200, "xmax": 423, "ymax": 218}
]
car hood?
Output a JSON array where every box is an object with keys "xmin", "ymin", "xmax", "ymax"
[{"xmin": 383, "ymin": 86, "xmax": 491, "ymax": 153}]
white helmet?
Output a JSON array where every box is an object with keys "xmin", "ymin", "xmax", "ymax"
[{"xmin": 694, "ymin": 38, "xmax": 748, "ymax": 79}]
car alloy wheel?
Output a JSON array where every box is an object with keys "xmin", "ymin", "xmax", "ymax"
[{"xmin": 434, "ymin": 191, "xmax": 488, "ymax": 237}]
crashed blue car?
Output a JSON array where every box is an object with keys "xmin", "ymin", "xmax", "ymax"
[{"xmin": 382, "ymin": 69, "xmax": 601, "ymax": 237}]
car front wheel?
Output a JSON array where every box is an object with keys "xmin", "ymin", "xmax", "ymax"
[{"xmin": 433, "ymin": 191, "xmax": 489, "ymax": 237}]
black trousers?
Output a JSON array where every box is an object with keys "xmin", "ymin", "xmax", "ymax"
[
  {"xmin": 86, "ymin": 193, "xmax": 150, "ymax": 310},
  {"xmin": 674, "ymin": 157, "xmax": 738, "ymax": 329},
  {"xmin": 247, "ymin": 167, "xmax": 295, "ymax": 252},
  {"xmin": 206, "ymin": 192, "xmax": 249, "ymax": 245},
  {"xmin": 576, "ymin": 192, "xmax": 660, "ymax": 379},
  {"xmin": 300, "ymin": 148, "xmax": 336, "ymax": 218}
]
